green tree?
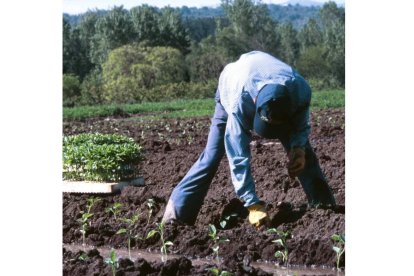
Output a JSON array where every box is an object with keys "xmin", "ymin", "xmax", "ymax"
[
  {"xmin": 296, "ymin": 45, "xmax": 330, "ymax": 85},
  {"xmin": 186, "ymin": 41, "xmax": 230, "ymax": 82},
  {"xmin": 90, "ymin": 6, "xmax": 135, "ymax": 66},
  {"xmin": 63, "ymin": 74, "xmax": 81, "ymax": 107},
  {"xmin": 277, "ymin": 22, "xmax": 299, "ymax": 66},
  {"xmin": 298, "ymin": 18, "xmax": 323, "ymax": 50},
  {"xmin": 319, "ymin": 1, "xmax": 345, "ymax": 86},
  {"xmin": 130, "ymin": 5, "xmax": 161, "ymax": 45},
  {"xmin": 220, "ymin": 0, "xmax": 280, "ymax": 58},
  {"xmin": 76, "ymin": 11, "xmax": 101, "ymax": 76},
  {"xmin": 158, "ymin": 7, "xmax": 191, "ymax": 54},
  {"xmin": 80, "ymin": 69, "xmax": 104, "ymax": 105},
  {"xmin": 102, "ymin": 44, "xmax": 187, "ymax": 103}
]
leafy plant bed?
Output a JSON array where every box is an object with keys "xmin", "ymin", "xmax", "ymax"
[
  {"xmin": 63, "ymin": 108, "xmax": 345, "ymax": 275},
  {"xmin": 63, "ymin": 133, "xmax": 143, "ymax": 182}
]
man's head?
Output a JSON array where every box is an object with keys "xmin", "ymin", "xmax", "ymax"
[{"xmin": 254, "ymin": 84, "xmax": 291, "ymax": 138}]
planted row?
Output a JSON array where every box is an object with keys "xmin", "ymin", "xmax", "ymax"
[{"xmin": 75, "ymin": 196, "xmax": 346, "ymax": 274}]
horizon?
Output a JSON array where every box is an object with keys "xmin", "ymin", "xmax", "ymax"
[{"xmin": 63, "ymin": 0, "xmax": 345, "ymax": 15}]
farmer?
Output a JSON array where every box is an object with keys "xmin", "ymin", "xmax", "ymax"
[{"xmin": 162, "ymin": 51, "xmax": 336, "ymax": 227}]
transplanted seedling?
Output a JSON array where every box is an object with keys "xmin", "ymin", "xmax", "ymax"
[
  {"xmin": 116, "ymin": 213, "xmax": 142, "ymax": 260},
  {"xmin": 146, "ymin": 198, "xmax": 156, "ymax": 225},
  {"xmin": 208, "ymin": 224, "xmax": 230, "ymax": 264},
  {"xmin": 77, "ymin": 197, "xmax": 101, "ymax": 247},
  {"xmin": 267, "ymin": 228, "xmax": 291, "ymax": 265},
  {"xmin": 105, "ymin": 248, "xmax": 118, "ymax": 276},
  {"xmin": 106, "ymin": 202, "xmax": 123, "ymax": 220},
  {"xmin": 331, "ymin": 233, "xmax": 345, "ymax": 270},
  {"xmin": 146, "ymin": 222, "xmax": 173, "ymax": 262},
  {"xmin": 219, "ymin": 213, "xmax": 238, "ymax": 229},
  {"xmin": 207, "ymin": 267, "xmax": 233, "ymax": 276}
]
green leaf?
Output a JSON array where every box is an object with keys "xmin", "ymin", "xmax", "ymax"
[
  {"xmin": 164, "ymin": 241, "xmax": 173, "ymax": 246},
  {"xmin": 146, "ymin": 230, "xmax": 158, "ymax": 239},
  {"xmin": 208, "ymin": 267, "xmax": 220, "ymax": 276},
  {"xmin": 220, "ymin": 221, "xmax": 227, "ymax": 229},
  {"xmin": 212, "ymin": 245, "xmax": 219, "ymax": 252},
  {"xmin": 331, "ymin": 234, "xmax": 340, "ymax": 241},
  {"xmin": 116, "ymin": 229, "xmax": 127, "ymax": 235},
  {"xmin": 267, "ymin": 228, "xmax": 277, "ymax": 234},
  {"xmin": 221, "ymin": 271, "xmax": 233, "ymax": 276},
  {"xmin": 208, "ymin": 224, "xmax": 217, "ymax": 236},
  {"xmin": 272, "ymin": 239, "xmax": 283, "ymax": 246},
  {"xmin": 110, "ymin": 248, "xmax": 117, "ymax": 262},
  {"xmin": 333, "ymin": 246, "xmax": 341, "ymax": 253},
  {"xmin": 275, "ymin": 251, "xmax": 284, "ymax": 258},
  {"xmin": 219, "ymin": 237, "xmax": 230, "ymax": 242}
]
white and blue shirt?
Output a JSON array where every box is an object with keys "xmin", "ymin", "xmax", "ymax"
[{"xmin": 217, "ymin": 51, "xmax": 311, "ymax": 204}]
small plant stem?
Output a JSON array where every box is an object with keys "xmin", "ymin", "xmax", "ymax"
[{"xmin": 128, "ymin": 237, "xmax": 131, "ymax": 260}]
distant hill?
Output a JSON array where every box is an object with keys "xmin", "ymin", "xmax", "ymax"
[
  {"xmin": 279, "ymin": 0, "xmax": 345, "ymax": 7},
  {"xmin": 63, "ymin": 3, "xmax": 324, "ymax": 29}
]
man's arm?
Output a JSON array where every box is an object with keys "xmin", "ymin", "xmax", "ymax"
[
  {"xmin": 224, "ymin": 113, "xmax": 259, "ymax": 206},
  {"xmin": 289, "ymin": 106, "xmax": 310, "ymax": 149}
]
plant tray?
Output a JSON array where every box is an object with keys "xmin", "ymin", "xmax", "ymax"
[{"xmin": 62, "ymin": 177, "xmax": 145, "ymax": 194}]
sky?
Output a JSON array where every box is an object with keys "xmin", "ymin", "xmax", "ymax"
[{"xmin": 63, "ymin": 0, "xmax": 344, "ymax": 15}]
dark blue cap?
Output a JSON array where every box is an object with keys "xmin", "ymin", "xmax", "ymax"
[{"xmin": 254, "ymin": 84, "xmax": 291, "ymax": 138}]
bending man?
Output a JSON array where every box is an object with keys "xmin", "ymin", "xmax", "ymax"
[{"xmin": 162, "ymin": 51, "xmax": 336, "ymax": 227}]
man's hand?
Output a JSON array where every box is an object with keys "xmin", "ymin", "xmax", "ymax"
[{"xmin": 288, "ymin": 147, "xmax": 306, "ymax": 178}]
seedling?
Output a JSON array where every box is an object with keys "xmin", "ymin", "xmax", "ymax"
[
  {"xmin": 106, "ymin": 202, "xmax": 123, "ymax": 220},
  {"xmin": 331, "ymin": 233, "xmax": 345, "ymax": 270},
  {"xmin": 208, "ymin": 267, "xmax": 233, "ymax": 276},
  {"xmin": 105, "ymin": 248, "xmax": 118, "ymax": 276},
  {"xmin": 208, "ymin": 224, "xmax": 230, "ymax": 264},
  {"xmin": 116, "ymin": 213, "xmax": 141, "ymax": 259},
  {"xmin": 219, "ymin": 213, "xmax": 238, "ymax": 229},
  {"xmin": 78, "ymin": 253, "xmax": 89, "ymax": 261},
  {"xmin": 267, "ymin": 228, "xmax": 291, "ymax": 265},
  {"xmin": 77, "ymin": 197, "xmax": 101, "ymax": 246},
  {"xmin": 146, "ymin": 222, "xmax": 173, "ymax": 262},
  {"xmin": 146, "ymin": 198, "xmax": 156, "ymax": 225}
]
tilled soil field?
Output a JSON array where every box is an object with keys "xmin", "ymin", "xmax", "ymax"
[{"xmin": 63, "ymin": 108, "xmax": 345, "ymax": 275}]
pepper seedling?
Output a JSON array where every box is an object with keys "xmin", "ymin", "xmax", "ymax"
[
  {"xmin": 146, "ymin": 198, "xmax": 156, "ymax": 225},
  {"xmin": 219, "ymin": 213, "xmax": 238, "ymax": 229},
  {"xmin": 106, "ymin": 202, "xmax": 123, "ymax": 220},
  {"xmin": 331, "ymin": 233, "xmax": 345, "ymax": 270},
  {"xmin": 267, "ymin": 228, "xmax": 291, "ymax": 265},
  {"xmin": 208, "ymin": 224, "xmax": 230, "ymax": 264},
  {"xmin": 146, "ymin": 222, "xmax": 173, "ymax": 262},
  {"xmin": 77, "ymin": 197, "xmax": 101, "ymax": 247},
  {"xmin": 207, "ymin": 267, "xmax": 233, "ymax": 276},
  {"xmin": 116, "ymin": 213, "xmax": 141, "ymax": 260},
  {"xmin": 105, "ymin": 248, "xmax": 118, "ymax": 276}
]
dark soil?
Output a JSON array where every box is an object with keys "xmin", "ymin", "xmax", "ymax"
[{"xmin": 63, "ymin": 108, "xmax": 345, "ymax": 275}]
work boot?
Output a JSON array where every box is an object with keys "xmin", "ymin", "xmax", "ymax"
[{"xmin": 247, "ymin": 203, "xmax": 269, "ymax": 227}]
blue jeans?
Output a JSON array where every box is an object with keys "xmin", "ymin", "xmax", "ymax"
[
  {"xmin": 170, "ymin": 97, "xmax": 228, "ymax": 225},
  {"xmin": 167, "ymin": 97, "xmax": 335, "ymax": 225}
]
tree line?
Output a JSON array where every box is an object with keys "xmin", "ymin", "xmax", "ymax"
[{"xmin": 63, "ymin": 0, "xmax": 344, "ymax": 107}]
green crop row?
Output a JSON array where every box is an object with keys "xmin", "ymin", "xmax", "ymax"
[{"xmin": 63, "ymin": 90, "xmax": 344, "ymax": 121}]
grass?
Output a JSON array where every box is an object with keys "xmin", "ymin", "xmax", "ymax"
[{"xmin": 63, "ymin": 89, "xmax": 344, "ymax": 121}]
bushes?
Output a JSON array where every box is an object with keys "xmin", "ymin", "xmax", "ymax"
[
  {"xmin": 80, "ymin": 69, "xmax": 104, "ymax": 106},
  {"xmin": 102, "ymin": 44, "xmax": 187, "ymax": 103},
  {"xmin": 63, "ymin": 74, "xmax": 81, "ymax": 107},
  {"xmin": 63, "ymin": 133, "xmax": 143, "ymax": 182},
  {"xmin": 143, "ymin": 80, "xmax": 217, "ymax": 102}
]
